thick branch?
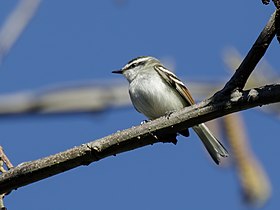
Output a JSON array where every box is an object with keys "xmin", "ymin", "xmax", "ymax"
[
  {"xmin": 0, "ymin": 84, "xmax": 279, "ymax": 194},
  {"xmin": 216, "ymin": 11, "xmax": 276, "ymax": 96}
]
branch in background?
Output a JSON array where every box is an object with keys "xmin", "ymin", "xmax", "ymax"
[
  {"xmin": 0, "ymin": 81, "xmax": 130, "ymax": 115},
  {"xmin": 216, "ymin": 11, "xmax": 276, "ymax": 96},
  {"xmin": 222, "ymin": 114, "xmax": 271, "ymax": 207},
  {"xmin": 0, "ymin": 0, "xmax": 41, "ymax": 63},
  {"xmin": 0, "ymin": 84, "xmax": 279, "ymax": 194},
  {"xmin": 0, "ymin": 80, "xmax": 220, "ymax": 117}
]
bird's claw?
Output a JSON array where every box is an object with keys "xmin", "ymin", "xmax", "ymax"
[
  {"xmin": 165, "ymin": 111, "xmax": 174, "ymax": 119},
  {"xmin": 141, "ymin": 119, "xmax": 150, "ymax": 125}
]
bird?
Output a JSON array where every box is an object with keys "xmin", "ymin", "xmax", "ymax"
[{"xmin": 112, "ymin": 56, "xmax": 228, "ymax": 164}]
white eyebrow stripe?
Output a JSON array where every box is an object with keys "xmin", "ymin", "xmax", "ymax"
[
  {"xmin": 131, "ymin": 57, "xmax": 150, "ymax": 64},
  {"xmin": 123, "ymin": 57, "xmax": 151, "ymax": 70}
]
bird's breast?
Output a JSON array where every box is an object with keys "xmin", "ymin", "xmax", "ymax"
[{"xmin": 129, "ymin": 75, "xmax": 186, "ymax": 119}]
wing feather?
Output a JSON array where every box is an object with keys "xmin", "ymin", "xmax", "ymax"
[{"xmin": 154, "ymin": 65, "xmax": 195, "ymax": 105}]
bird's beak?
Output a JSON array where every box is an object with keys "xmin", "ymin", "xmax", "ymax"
[{"xmin": 112, "ymin": 69, "xmax": 123, "ymax": 74}]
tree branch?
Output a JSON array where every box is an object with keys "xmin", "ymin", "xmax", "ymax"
[
  {"xmin": 216, "ymin": 11, "xmax": 276, "ymax": 96},
  {"xmin": 0, "ymin": 0, "xmax": 41, "ymax": 63},
  {"xmin": 0, "ymin": 84, "xmax": 279, "ymax": 194},
  {"xmin": 262, "ymin": 1, "xmax": 280, "ymax": 42}
]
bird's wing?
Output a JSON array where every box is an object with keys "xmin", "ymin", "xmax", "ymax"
[{"xmin": 154, "ymin": 65, "xmax": 195, "ymax": 105}]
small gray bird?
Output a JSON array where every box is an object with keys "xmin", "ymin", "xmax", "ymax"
[{"xmin": 112, "ymin": 56, "xmax": 228, "ymax": 164}]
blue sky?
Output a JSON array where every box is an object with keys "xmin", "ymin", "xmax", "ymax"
[{"xmin": 0, "ymin": 1, "xmax": 279, "ymax": 209}]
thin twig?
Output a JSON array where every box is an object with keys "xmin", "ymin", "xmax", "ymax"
[
  {"xmin": 0, "ymin": 147, "xmax": 13, "ymax": 170},
  {"xmin": 0, "ymin": 146, "xmax": 12, "ymax": 210}
]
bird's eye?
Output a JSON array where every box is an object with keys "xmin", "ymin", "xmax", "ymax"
[{"xmin": 130, "ymin": 63, "xmax": 137, "ymax": 68}]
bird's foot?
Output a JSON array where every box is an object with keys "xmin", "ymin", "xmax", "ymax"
[
  {"xmin": 165, "ymin": 111, "xmax": 174, "ymax": 119},
  {"xmin": 141, "ymin": 119, "xmax": 150, "ymax": 125}
]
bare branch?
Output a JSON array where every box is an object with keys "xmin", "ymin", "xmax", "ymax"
[
  {"xmin": 0, "ymin": 146, "xmax": 13, "ymax": 210},
  {"xmin": 0, "ymin": 84, "xmax": 279, "ymax": 194},
  {"xmin": 0, "ymin": 147, "xmax": 13, "ymax": 171},
  {"xmin": 0, "ymin": 81, "xmax": 130, "ymax": 116},
  {"xmin": 216, "ymin": 11, "xmax": 276, "ymax": 96},
  {"xmin": 262, "ymin": 1, "xmax": 280, "ymax": 42}
]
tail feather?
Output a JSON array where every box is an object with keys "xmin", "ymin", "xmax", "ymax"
[{"xmin": 192, "ymin": 123, "xmax": 228, "ymax": 164}]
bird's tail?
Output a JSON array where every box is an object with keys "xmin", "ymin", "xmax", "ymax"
[{"xmin": 192, "ymin": 123, "xmax": 228, "ymax": 164}]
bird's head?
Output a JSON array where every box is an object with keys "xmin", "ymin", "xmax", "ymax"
[{"xmin": 112, "ymin": 56, "xmax": 160, "ymax": 82}]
